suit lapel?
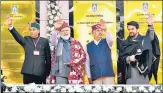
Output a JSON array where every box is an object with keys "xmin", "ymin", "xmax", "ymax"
[{"xmin": 28, "ymin": 36, "xmax": 35, "ymax": 47}]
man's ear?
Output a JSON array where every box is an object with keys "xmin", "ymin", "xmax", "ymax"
[
  {"xmin": 37, "ymin": 29, "xmax": 40, "ymax": 35},
  {"xmin": 92, "ymin": 30, "xmax": 95, "ymax": 34},
  {"xmin": 37, "ymin": 29, "xmax": 40, "ymax": 32}
]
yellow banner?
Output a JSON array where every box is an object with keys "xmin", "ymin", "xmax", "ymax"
[
  {"xmin": 74, "ymin": 1, "xmax": 117, "ymax": 84},
  {"xmin": 1, "ymin": 1, "xmax": 36, "ymax": 84},
  {"xmin": 124, "ymin": 1, "xmax": 162, "ymax": 84}
]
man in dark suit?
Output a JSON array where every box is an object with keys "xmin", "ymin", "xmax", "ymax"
[
  {"xmin": 118, "ymin": 14, "xmax": 155, "ymax": 84},
  {"xmin": 5, "ymin": 15, "xmax": 51, "ymax": 84}
]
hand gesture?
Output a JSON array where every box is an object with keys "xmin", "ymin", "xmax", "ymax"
[
  {"xmin": 146, "ymin": 13, "xmax": 154, "ymax": 26},
  {"xmin": 129, "ymin": 55, "xmax": 136, "ymax": 62},
  {"xmin": 54, "ymin": 18, "xmax": 64, "ymax": 29},
  {"xmin": 5, "ymin": 14, "xmax": 12, "ymax": 27},
  {"xmin": 100, "ymin": 19, "xmax": 107, "ymax": 31}
]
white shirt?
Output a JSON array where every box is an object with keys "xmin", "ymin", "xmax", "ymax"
[
  {"xmin": 85, "ymin": 30, "xmax": 114, "ymax": 78},
  {"xmin": 8, "ymin": 26, "xmax": 14, "ymax": 30}
]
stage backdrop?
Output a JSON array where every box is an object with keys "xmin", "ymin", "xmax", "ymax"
[
  {"xmin": 73, "ymin": 1, "xmax": 117, "ymax": 84},
  {"xmin": 124, "ymin": 1, "xmax": 162, "ymax": 84},
  {"xmin": 1, "ymin": 1, "xmax": 36, "ymax": 84}
]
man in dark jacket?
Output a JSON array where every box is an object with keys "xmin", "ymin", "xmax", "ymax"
[
  {"xmin": 118, "ymin": 14, "xmax": 155, "ymax": 84},
  {"xmin": 85, "ymin": 19, "xmax": 115, "ymax": 84},
  {"xmin": 5, "ymin": 15, "xmax": 51, "ymax": 84},
  {"xmin": 148, "ymin": 33, "xmax": 160, "ymax": 84}
]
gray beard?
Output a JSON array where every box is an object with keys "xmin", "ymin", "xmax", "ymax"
[{"xmin": 60, "ymin": 35, "xmax": 70, "ymax": 40}]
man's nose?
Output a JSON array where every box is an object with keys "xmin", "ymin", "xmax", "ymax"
[
  {"xmin": 99, "ymin": 30, "xmax": 102, "ymax": 32},
  {"xmin": 31, "ymin": 30, "xmax": 34, "ymax": 33},
  {"xmin": 65, "ymin": 31, "xmax": 69, "ymax": 34}
]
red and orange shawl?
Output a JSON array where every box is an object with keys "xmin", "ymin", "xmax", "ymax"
[{"xmin": 48, "ymin": 38, "xmax": 86, "ymax": 84}]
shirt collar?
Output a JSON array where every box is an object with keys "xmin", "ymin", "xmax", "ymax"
[
  {"xmin": 60, "ymin": 37, "xmax": 70, "ymax": 43},
  {"xmin": 94, "ymin": 39, "xmax": 101, "ymax": 45}
]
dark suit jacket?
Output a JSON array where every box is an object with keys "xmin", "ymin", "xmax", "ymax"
[{"xmin": 9, "ymin": 27, "xmax": 51, "ymax": 77}]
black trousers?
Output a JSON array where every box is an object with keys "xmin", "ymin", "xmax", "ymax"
[{"xmin": 23, "ymin": 74, "xmax": 46, "ymax": 84}]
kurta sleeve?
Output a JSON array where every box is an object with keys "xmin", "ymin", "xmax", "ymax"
[{"xmin": 85, "ymin": 47, "xmax": 91, "ymax": 78}]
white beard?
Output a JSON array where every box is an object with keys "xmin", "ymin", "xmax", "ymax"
[{"xmin": 60, "ymin": 34, "xmax": 70, "ymax": 40}]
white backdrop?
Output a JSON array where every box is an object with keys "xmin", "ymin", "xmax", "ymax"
[{"xmin": 39, "ymin": 1, "xmax": 69, "ymax": 37}]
